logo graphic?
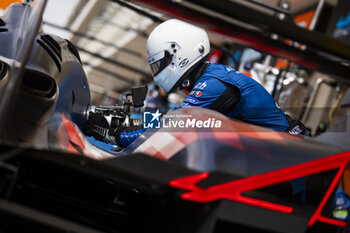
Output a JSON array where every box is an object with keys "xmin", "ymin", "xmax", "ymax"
[
  {"xmin": 275, "ymin": 102, "xmax": 281, "ymax": 109},
  {"xmin": 194, "ymin": 81, "xmax": 207, "ymax": 90},
  {"xmin": 336, "ymin": 12, "xmax": 350, "ymax": 29},
  {"xmin": 143, "ymin": 109, "xmax": 162, "ymax": 129},
  {"xmin": 195, "ymin": 91, "xmax": 202, "ymax": 97},
  {"xmin": 226, "ymin": 66, "xmax": 234, "ymax": 72},
  {"xmin": 179, "ymin": 58, "xmax": 189, "ymax": 68},
  {"xmin": 162, "ymin": 117, "xmax": 222, "ymax": 129},
  {"xmin": 181, "ymin": 102, "xmax": 190, "ymax": 107},
  {"xmin": 185, "ymin": 96, "xmax": 198, "ymax": 104}
]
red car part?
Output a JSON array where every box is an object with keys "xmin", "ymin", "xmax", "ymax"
[{"xmin": 169, "ymin": 151, "xmax": 350, "ymax": 227}]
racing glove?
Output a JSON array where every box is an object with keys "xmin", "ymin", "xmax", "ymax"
[
  {"xmin": 285, "ymin": 114, "xmax": 311, "ymax": 136},
  {"xmin": 86, "ymin": 112, "xmax": 146, "ymax": 148},
  {"xmin": 85, "ymin": 112, "xmax": 110, "ymax": 141}
]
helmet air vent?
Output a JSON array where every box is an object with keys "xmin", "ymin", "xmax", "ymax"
[{"xmin": 0, "ymin": 18, "xmax": 7, "ymax": 33}]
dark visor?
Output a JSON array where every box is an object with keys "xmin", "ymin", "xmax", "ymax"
[{"xmin": 149, "ymin": 51, "xmax": 172, "ymax": 76}]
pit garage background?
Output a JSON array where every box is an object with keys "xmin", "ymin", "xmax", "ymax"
[{"xmin": 2, "ymin": 0, "xmax": 348, "ymax": 137}]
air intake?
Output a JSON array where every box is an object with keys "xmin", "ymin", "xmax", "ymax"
[
  {"xmin": 0, "ymin": 18, "xmax": 5, "ymax": 26},
  {"xmin": 40, "ymin": 34, "xmax": 62, "ymax": 60},
  {"xmin": 22, "ymin": 70, "xmax": 56, "ymax": 98},
  {"xmin": 0, "ymin": 61, "xmax": 8, "ymax": 81}
]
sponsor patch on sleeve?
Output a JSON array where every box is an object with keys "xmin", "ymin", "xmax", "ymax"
[
  {"xmin": 181, "ymin": 102, "xmax": 190, "ymax": 107},
  {"xmin": 195, "ymin": 91, "xmax": 202, "ymax": 97},
  {"xmin": 185, "ymin": 96, "xmax": 199, "ymax": 104},
  {"xmin": 194, "ymin": 81, "xmax": 207, "ymax": 90},
  {"xmin": 189, "ymin": 90, "xmax": 203, "ymax": 97}
]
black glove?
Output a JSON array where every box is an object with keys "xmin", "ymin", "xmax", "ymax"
[
  {"xmin": 285, "ymin": 114, "xmax": 311, "ymax": 136},
  {"xmin": 85, "ymin": 112, "xmax": 110, "ymax": 141}
]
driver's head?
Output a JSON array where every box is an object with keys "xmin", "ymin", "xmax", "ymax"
[{"xmin": 146, "ymin": 19, "xmax": 210, "ymax": 93}]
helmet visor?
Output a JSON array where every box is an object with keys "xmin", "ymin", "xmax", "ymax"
[{"xmin": 149, "ymin": 51, "xmax": 172, "ymax": 76}]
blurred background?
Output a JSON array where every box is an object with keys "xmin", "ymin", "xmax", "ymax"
[{"xmin": 1, "ymin": 0, "xmax": 350, "ymax": 137}]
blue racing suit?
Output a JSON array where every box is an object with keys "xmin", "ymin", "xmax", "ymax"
[
  {"xmin": 116, "ymin": 63, "xmax": 289, "ymax": 147},
  {"xmin": 181, "ymin": 63, "xmax": 289, "ymax": 131}
]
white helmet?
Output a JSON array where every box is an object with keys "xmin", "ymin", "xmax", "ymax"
[{"xmin": 147, "ymin": 19, "xmax": 210, "ymax": 93}]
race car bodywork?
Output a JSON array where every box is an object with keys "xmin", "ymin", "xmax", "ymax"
[{"xmin": 1, "ymin": 107, "xmax": 349, "ymax": 233}]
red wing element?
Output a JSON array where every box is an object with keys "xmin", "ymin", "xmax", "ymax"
[
  {"xmin": 169, "ymin": 151, "xmax": 350, "ymax": 227},
  {"xmin": 61, "ymin": 113, "xmax": 85, "ymax": 154}
]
